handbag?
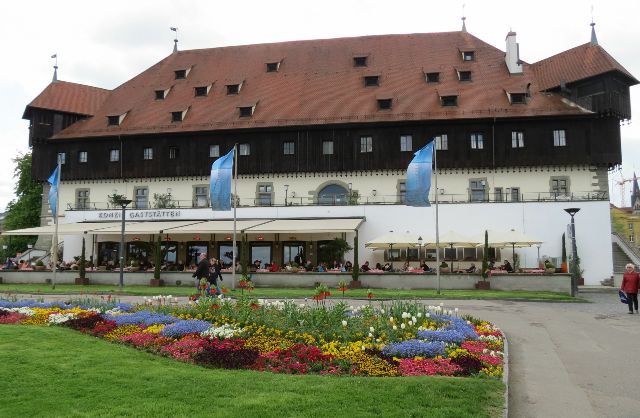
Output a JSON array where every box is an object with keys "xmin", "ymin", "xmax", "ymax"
[{"xmin": 619, "ymin": 290, "xmax": 629, "ymax": 304}]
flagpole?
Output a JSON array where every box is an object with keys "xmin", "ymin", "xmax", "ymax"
[
  {"xmin": 434, "ymin": 140, "xmax": 441, "ymax": 295},
  {"xmin": 52, "ymin": 158, "xmax": 61, "ymax": 290},
  {"xmin": 232, "ymin": 144, "xmax": 238, "ymax": 290}
]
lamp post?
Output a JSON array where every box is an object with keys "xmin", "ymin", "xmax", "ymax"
[
  {"xmin": 417, "ymin": 236, "xmax": 423, "ymax": 268},
  {"xmin": 535, "ymin": 244, "xmax": 541, "ymax": 268},
  {"xmin": 116, "ymin": 198, "xmax": 133, "ymax": 289},
  {"xmin": 564, "ymin": 208, "xmax": 580, "ymax": 297},
  {"xmin": 2, "ymin": 244, "xmax": 7, "ymax": 264},
  {"xmin": 347, "ymin": 182, "xmax": 352, "ymax": 205},
  {"xmin": 284, "ymin": 184, "xmax": 289, "ymax": 206}
]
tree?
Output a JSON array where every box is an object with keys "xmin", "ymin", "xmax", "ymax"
[
  {"xmin": 351, "ymin": 233, "xmax": 359, "ymax": 282},
  {"xmin": 154, "ymin": 235, "xmax": 162, "ymax": 280},
  {"xmin": 481, "ymin": 230, "xmax": 489, "ymax": 280},
  {"xmin": 79, "ymin": 237, "xmax": 86, "ymax": 279},
  {"xmin": 1, "ymin": 152, "xmax": 42, "ymax": 255}
]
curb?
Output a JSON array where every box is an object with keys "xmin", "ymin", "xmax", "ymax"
[{"xmin": 501, "ymin": 329, "xmax": 509, "ymax": 418}]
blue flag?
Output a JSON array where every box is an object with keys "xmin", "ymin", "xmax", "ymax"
[
  {"xmin": 210, "ymin": 148, "xmax": 234, "ymax": 211},
  {"xmin": 48, "ymin": 165, "xmax": 60, "ymax": 219},
  {"xmin": 405, "ymin": 142, "xmax": 434, "ymax": 207}
]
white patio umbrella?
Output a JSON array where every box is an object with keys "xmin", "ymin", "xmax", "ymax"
[
  {"xmin": 423, "ymin": 230, "xmax": 479, "ymax": 271},
  {"xmin": 365, "ymin": 231, "xmax": 421, "ymax": 267},
  {"xmin": 478, "ymin": 229, "xmax": 543, "ymax": 266}
]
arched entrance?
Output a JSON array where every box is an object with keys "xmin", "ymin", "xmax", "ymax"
[{"xmin": 318, "ymin": 184, "xmax": 349, "ymax": 205}]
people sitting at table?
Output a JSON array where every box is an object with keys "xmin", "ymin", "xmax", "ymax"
[
  {"xmin": 382, "ymin": 262, "xmax": 393, "ymax": 272},
  {"xmin": 176, "ymin": 260, "xmax": 185, "ymax": 271},
  {"xmin": 500, "ymin": 259, "xmax": 514, "ymax": 273},
  {"xmin": 488, "ymin": 259, "xmax": 496, "ymax": 270},
  {"xmin": 268, "ymin": 260, "xmax": 280, "ymax": 272},
  {"xmin": 419, "ymin": 259, "xmax": 431, "ymax": 272},
  {"xmin": 344, "ymin": 260, "xmax": 353, "ymax": 272},
  {"xmin": 304, "ymin": 260, "xmax": 314, "ymax": 272},
  {"xmin": 544, "ymin": 259, "xmax": 555, "ymax": 270},
  {"xmin": 361, "ymin": 261, "xmax": 371, "ymax": 272},
  {"xmin": 317, "ymin": 262, "xmax": 326, "ymax": 272},
  {"xmin": 465, "ymin": 263, "xmax": 477, "ymax": 273},
  {"xmin": 253, "ymin": 259, "xmax": 262, "ymax": 270},
  {"xmin": 401, "ymin": 261, "xmax": 410, "ymax": 272}
]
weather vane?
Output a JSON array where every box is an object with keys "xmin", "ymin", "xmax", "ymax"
[
  {"xmin": 51, "ymin": 53, "xmax": 58, "ymax": 82},
  {"xmin": 170, "ymin": 27, "xmax": 178, "ymax": 53}
]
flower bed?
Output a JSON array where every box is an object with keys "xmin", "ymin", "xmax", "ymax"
[{"xmin": 0, "ymin": 297, "xmax": 504, "ymax": 378}]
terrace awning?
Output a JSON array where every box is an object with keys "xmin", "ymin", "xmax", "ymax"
[
  {"xmin": 245, "ymin": 218, "xmax": 364, "ymax": 233},
  {"xmin": 0, "ymin": 222, "xmax": 124, "ymax": 235}
]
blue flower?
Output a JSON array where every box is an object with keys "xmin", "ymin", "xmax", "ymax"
[
  {"xmin": 417, "ymin": 329, "xmax": 466, "ymax": 344},
  {"xmin": 103, "ymin": 310, "xmax": 179, "ymax": 327},
  {"xmin": 381, "ymin": 340, "xmax": 445, "ymax": 358},
  {"xmin": 160, "ymin": 320, "xmax": 211, "ymax": 337}
]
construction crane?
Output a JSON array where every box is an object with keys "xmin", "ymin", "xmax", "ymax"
[{"xmin": 616, "ymin": 177, "xmax": 633, "ymax": 207}]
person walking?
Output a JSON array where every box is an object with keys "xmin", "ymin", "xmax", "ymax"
[
  {"xmin": 621, "ymin": 263, "xmax": 640, "ymax": 314},
  {"xmin": 192, "ymin": 253, "xmax": 210, "ymax": 290},
  {"xmin": 209, "ymin": 257, "xmax": 223, "ymax": 295}
]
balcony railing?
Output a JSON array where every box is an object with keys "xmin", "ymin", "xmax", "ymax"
[{"xmin": 64, "ymin": 190, "xmax": 609, "ymax": 211}]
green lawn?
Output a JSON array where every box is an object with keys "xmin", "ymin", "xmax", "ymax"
[
  {"xmin": 0, "ymin": 326, "xmax": 504, "ymax": 418},
  {"xmin": 0, "ymin": 283, "xmax": 578, "ymax": 301}
]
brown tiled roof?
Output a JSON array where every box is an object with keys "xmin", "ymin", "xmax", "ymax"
[
  {"xmin": 532, "ymin": 43, "xmax": 639, "ymax": 91},
  {"xmin": 41, "ymin": 32, "xmax": 621, "ymax": 139},
  {"xmin": 23, "ymin": 81, "xmax": 111, "ymax": 118}
]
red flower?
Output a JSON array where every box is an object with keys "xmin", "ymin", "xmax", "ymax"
[
  {"xmin": 367, "ymin": 292, "xmax": 374, "ymax": 299},
  {"xmin": 211, "ymin": 304, "xmax": 220, "ymax": 309}
]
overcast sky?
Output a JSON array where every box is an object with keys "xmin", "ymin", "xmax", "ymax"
[{"xmin": 2, "ymin": 0, "xmax": 639, "ymax": 210}]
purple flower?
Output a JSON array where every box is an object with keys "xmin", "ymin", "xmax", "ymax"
[
  {"xmin": 103, "ymin": 310, "xmax": 179, "ymax": 327},
  {"xmin": 417, "ymin": 329, "xmax": 466, "ymax": 344},
  {"xmin": 160, "ymin": 320, "xmax": 211, "ymax": 337},
  {"xmin": 381, "ymin": 340, "xmax": 445, "ymax": 358}
]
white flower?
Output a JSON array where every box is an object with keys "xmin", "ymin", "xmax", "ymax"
[
  {"xmin": 380, "ymin": 309, "xmax": 385, "ymax": 314},
  {"xmin": 402, "ymin": 312, "xmax": 409, "ymax": 319},
  {"xmin": 417, "ymin": 312, "xmax": 422, "ymax": 318},
  {"xmin": 389, "ymin": 317, "xmax": 394, "ymax": 323},
  {"xmin": 393, "ymin": 325, "xmax": 398, "ymax": 330},
  {"xmin": 483, "ymin": 349, "xmax": 489, "ymax": 354},
  {"xmin": 411, "ymin": 316, "xmax": 417, "ymax": 323},
  {"xmin": 368, "ymin": 333, "xmax": 373, "ymax": 338},
  {"xmin": 401, "ymin": 323, "xmax": 406, "ymax": 329},
  {"xmin": 408, "ymin": 321, "xmax": 413, "ymax": 326},
  {"xmin": 439, "ymin": 302, "xmax": 444, "ymax": 307},
  {"xmin": 425, "ymin": 313, "xmax": 431, "ymax": 318},
  {"xmin": 342, "ymin": 320, "xmax": 348, "ymax": 327},
  {"xmin": 300, "ymin": 304, "xmax": 306, "ymax": 308},
  {"xmin": 369, "ymin": 326, "xmax": 375, "ymax": 333},
  {"xmin": 454, "ymin": 308, "xmax": 459, "ymax": 313},
  {"xmin": 361, "ymin": 345, "xmax": 366, "ymax": 351}
]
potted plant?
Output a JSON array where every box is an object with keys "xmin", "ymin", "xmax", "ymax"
[
  {"xmin": 561, "ymin": 233, "xmax": 568, "ymax": 273},
  {"xmin": 544, "ymin": 259, "xmax": 556, "ymax": 274},
  {"xmin": 439, "ymin": 261, "xmax": 449, "ymax": 273},
  {"xmin": 476, "ymin": 230, "xmax": 491, "ymax": 290},
  {"xmin": 150, "ymin": 235, "xmax": 164, "ymax": 287},
  {"xmin": 75, "ymin": 236, "xmax": 90, "ymax": 285},
  {"xmin": 34, "ymin": 260, "xmax": 46, "ymax": 271}
]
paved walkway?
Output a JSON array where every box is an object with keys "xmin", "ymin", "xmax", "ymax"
[{"xmin": 8, "ymin": 291, "xmax": 640, "ymax": 417}]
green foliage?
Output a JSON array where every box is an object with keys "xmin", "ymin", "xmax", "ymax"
[
  {"xmin": 561, "ymin": 233, "xmax": 567, "ymax": 263},
  {"xmin": 352, "ymin": 233, "xmax": 359, "ymax": 281},
  {"xmin": 348, "ymin": 190, "xmax": 360, "ymax": 205},
  {"xmin": 154, "ymin": 235, "xmax": 161, "ymax": 280},
  {"xmin": 79, "ymin": 237, "xmax": 86, "ymax": 279},
  {"xmin": 35, "ymin": 260, "xmax": 44, "ymax": 267},
  {"xmin": 107, "ymin": 193, "xmax": 127, "ymax": 206},
  {"xmin": 2, "ymin": 152, "xmax": 41, "ymax": 254},
  {"xmin": 482, "ymin": 230, "xmax": 489, "ymax": 280},
  {"xmin": 321, "ymin": 238, "xmax": 353, "ymax": 264},
  {"xmin": 153, "ymin": 193, "xmax": 176, "ymax": 209}
]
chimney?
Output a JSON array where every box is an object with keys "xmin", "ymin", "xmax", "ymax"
[{"xmin": 505, "ymin": 31, "xmax": 523, "ymax": 74}]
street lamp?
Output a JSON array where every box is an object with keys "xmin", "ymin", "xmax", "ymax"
[
  {"xmin": 347, "ymin": 182, "xmax": 352, "ymax": 204},
  {"xmin": 115, "ymin": 197, "xmax": 133, "ymax": 289},
  {"xmin": 284, "ymin": 184, "xmax": 289, "ymax": 206},
  {"xmin": 564, "ymin": 207, "xmax": 581, "ymax": 297},
  {"xmin": 417, "ymin": 236, "xmax": 423, "ymax": 268}
]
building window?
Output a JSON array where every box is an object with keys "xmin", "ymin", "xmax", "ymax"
[
  {"xmin": 511, "ymin": 131, "xmax": 524, "ymax": 148},
  {"xmin": 377, "ymin": 98, "xmax": 392, "ymax": 110},
  {"xmin": 435, "ymin": 135, "xmax": 448, "ymax": 150},
  {"xmin": 76, "ymin": 189, "xmax": 90, "ymax": 209},
  {"xmin": 109, "ymin": 149, "xmax": 119, "ymax": 162},
  {"xmin": 458, "ymin": 70, "xmax": 472, "ymax": 81},
  {"xmin": 239, "ymin": 143, "xmax": 250, "ymax": 156},
  {"xmin": 194, "ymin": 86, "xmax": 209, "ymax": 97},
  {"xmin": 470, "ymin": 133, "xmax": 484, "ymax": 149},
  {"xmin": 398, "ymin": 181, "xmax": 406, "ymax": 204},
  {"xmin": 360, "ymin": 136, "xmax": 373, "ymax": 153},
  {"xmin": 441, "ymin": 95, "xmax": 458, "ymax": 106},
  {"xmin": 462, "ymin": 51, "xmax": 475, "ymax": 61},
  {"xmin": 257, "ymin": 184, "xmax": 273, "ymax": 206},
  {"xmin": 364, "ymin": 76, "xmax": 379, "ymax": 87},
  {"xmin": 509, "ymin": 93, "xmax": 527, "ymax": 104},
  {"xmin": 550, "ymin": 177, "xmax": 569, "ymax": 196},
  {"xmin": 553, "ymin": 129, "xmax": 567, "ymax": 147},
  {"xmin": 193, "ymin": 186, "xmax": 209, "ymax": 208},
  {"xmin": 174, "ymin": 69, "xmax": 187, "ymax": 79},
  {"xmin": 318, "ymin": 184, "xmax": 349, "ymax": 205},
  {"xmin": 78, "ymin": 151, "xmax": 88, "ymax": 163},
  {"xmin": 57, "ymin": 152, "xmax": 66, "ymax": 165},
  {"xmin": 353, "ymin": 56, "xmax": 368, "ymax": 67},
  {"xmin": 323, "ymin": 141, "xmax": 334, "ymax": 155},
  {"xmin": 171, "ymin": 111, "xmax": 184, "ymax": 122},
  {"xmin": 469, "ymin": 179, "xmax": 487, "ymax": 202},
  {"xmin": 143, "ymin": 148, "xmax": 153, "ymax": 160},
  {"xmin": 134, "ymin": 187, "xmax": 148, "ymax": 209},
  {"xmin": 630, "ymin": 234, "xmax": 635, "ymax": 243},
  {"xmin": 226, "ymin": 84, "xmax": 241, "ymax": 95},
  {"xmin": 266, "ymin": 62, "xmax": 280, "ymax": 72},
  {"xmin": 494, "ymin": 187, "xmax": 503, "ymax": 202},
  {"xmin": 283, "ymin": 141, "xmax": 295, "ymax": 155},
  {"xmin": 239, "ymin": 106, "xmax": 254, "ymax": 117},
  {"xmin": 107, "ymin": 115, "xmax": 120, "ymax": 126},
  {"xmin": 629, "ymin": 223, "xmax": 634, "ymax": 230},
  {"xmin": 209, "ymin": 145, "xmax": 220, "ymax": 158},
  {"xmin": 155, "ymin": 89, "xmax": 168, "ymax": 100},
  {"xmin": 400, "ymin": 135, "xmax": 412, "ymax": 152},
  {"xmin": 169, "ymin": 147, "xmax": 179, "ymax": 159},
  {"xmin": 426, "ymin": 72, "xmax": 440, "ymax": 83},
  {"xmin": 510, "ymin": 187, "xmax": 520, "ymax": 202}
]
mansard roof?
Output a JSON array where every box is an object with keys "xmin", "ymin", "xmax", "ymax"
[
  {"xmin": 24, "ymin": 31, "xmax": 635, "ymax": 139},
  {"xmin": 22, "ymin": 81, "xmax": 110, "ymax": 118}
]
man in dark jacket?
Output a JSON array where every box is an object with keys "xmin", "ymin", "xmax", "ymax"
[{"xmin": 192, "ymin": 253, "xmax": 210, "ymax": 289}]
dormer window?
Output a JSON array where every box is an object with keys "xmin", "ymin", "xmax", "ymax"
[
  {"xmin": 171, "ymin": 108, "xmax": 188, "ymax": 123},
  {"xmin": 174, "ymin": 67, "xmax": 191, "ymax": 79},
  {"xmin": 226, "ymin": 82, "xmax": 243, "ymax": 95},
  {"xmin": 457, "ymin": 70, "xmax": 472, "ymax": 82},
  {"xmin": 377, "ymin": 98, "xmax": 392, "ymax": 110},
  {"xmin": 440, "ymin": 95, "xmax": 458, "ymax": 107},
  {"xmin": 107, "ymin": 112, "xmax": 127, "ymax": 126},
  {"xmin": 426, "ymin": 72, "xmax": 440, "ymax": 83},
  {"xmin": 266, "ymin": 61, "xmax": 281, "ymax": 72},
  {"xmin": 508, "ymin": 92, "xmax": 527, "ymax": 104},
  {"xmin": 155, "ymin": 88, "xmax": 170, "ymax": 100},
  {"xmin": 239, "ymin": 103, "xmax": 256, "ymax": 117},
  {"xmin": 194, "ymin": 85, "xmax": 211, "ymax": 97},
  {"xmin": 462, "ymin": 51, "xmax": 475, "ymax": 61},
  {"xmin": 364, "ymin": 75, "xmax": 380, "ymax": 87},
  {"xmin": 353, "ymin": 56, "xmax": 368, "ymax": 67}
]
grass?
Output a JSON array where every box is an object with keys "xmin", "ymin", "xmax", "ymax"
[
  {"xmin": 0, "ymin": 326, "xmax": 504, "ymax": 418},
  {"xmin": 0, "ymin": 283, "xmax": 578, "ymax": 301}
]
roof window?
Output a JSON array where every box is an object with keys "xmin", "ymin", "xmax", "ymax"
[
  {"xmin": 266, "ymin": 61, "xmax": 281, "ymax": 72},
  {"xmin": 107, "ymin": 112, "xmax": 127, "ymax": 126},
  {"xmin": 426, "ymin": 72, "xmax": 440, "ymax": 83},
  {"xmin": 462, "ymin": 51, "xmax": 475, "ymax": 61},
  {"xmin": 171, "ymin": 108, "xmax": 189, "ymax": 123},
  {"xmin": 508, "ymin": 92, "xmax": 527, "ymax": 104},
  {"xmin": 194, "ymin": 85, "xmax": 211, "ymax": 97},
  {"xmin": 353, "ymin": 56, "xmax": 368, "ymax": 67},
  {"xmin": 440, "ymin": 95, "xmax": 458, "ymax": 107},
  {"xmin": 377, "ymin": 98, "xmax": 392, "ymax": 110},
  {"xmin": 239, "ymin": 104, "xmax": 256, "ymax": 117},
  {"xmin": 155, "ymin": 88, "xmax": 170, "ymax": 100},
  {"xmin": 364, "ymin": 75, "xmax": 380, "ymax": 87},
  {"xmin": 174, "ymin": 67, "xmax": 191, "ymax": 80},
  {"xmin": 226, "ymin": 82, "xmax": 243, "ymax": 95},
  {"xmin": 457, "ymin": 70, "xmax": 472, "ymax": 82}
]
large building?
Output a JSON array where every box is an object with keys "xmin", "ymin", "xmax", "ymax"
[{"xmin": 21, "ymin": 24, "xmax": 637, "ymax": 284}]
